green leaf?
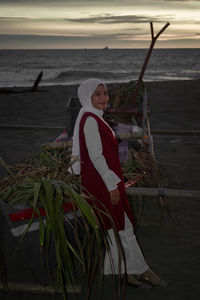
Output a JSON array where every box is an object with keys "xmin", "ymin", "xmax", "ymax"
[
  {"xmin": 2, "ymin": 186, "xmax": 13, "ymax": 201},
  {"xmin": 67, "ymin": 186, "xmax": 99, "ymax": 229},
  {"xmin": 36, "ymin": 207, "xmax": 45, "ymax": 247},
  {"xmin": 13, "ymin": 182, "xmax": 41, "ymax": 254},
  {"xmin": 39, "ymin": 152, "xmax": 55, "ymax": 168}
]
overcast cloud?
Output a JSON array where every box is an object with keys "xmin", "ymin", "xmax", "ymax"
[{"xmin": 0, "ymin": 0, "xmax": 199, "ymax": 48}]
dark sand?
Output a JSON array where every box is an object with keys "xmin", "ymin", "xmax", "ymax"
[{"xmin": 0, "ymin": 80, "xmax": 200, "ymax": 299}]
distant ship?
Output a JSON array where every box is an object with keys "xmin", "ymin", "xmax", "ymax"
[{"xmin": 103, "ymin": 46, "xmax": 109, "ymax": 50}]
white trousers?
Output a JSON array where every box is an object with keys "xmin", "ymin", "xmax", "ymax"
[{"xmin": 104, "ymin": 214, "xmax": 149, "ymax": 275}]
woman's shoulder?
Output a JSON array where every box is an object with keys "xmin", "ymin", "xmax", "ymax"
[
  {"xmin": 83, "ymin": 112, "xmax": 98, "ymax": 119},
  {"xmin": 82, "ymin": 112, "xmax": 100, "ymax": 124},
  {"xmin": 84, "ymin": 115, "xmax": 98, "ymax": 127},
  {"xmin": 81, "ymin": 112, "xmax": 105, "ymax": 131}
]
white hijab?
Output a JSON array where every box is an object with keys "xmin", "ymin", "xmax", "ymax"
[{"xmin": 70, "ymin": 78, "xmax": 106, "ymax": 175}]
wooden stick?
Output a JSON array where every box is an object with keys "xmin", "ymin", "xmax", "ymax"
[
  {"xmin": 116, "ymin": 132, "xmax": 142, "ymax": 141},
  {"xmin": 131, "ymin": 22, "xmax": 170, "ymax": 106},
  {"xmin": 1, "ymin": 125, "xmax": 200, "ymax": 136},
  {"xmin": 42, "ymin": 141, "xmax": 73, "ymax": 150},
  {"xmin": 31, "ymin": 71, "xmax": 43, "ymax": 92},
  {"xmin": 150, "ymin": 22, "xmax": 154, "ymax": 40}
]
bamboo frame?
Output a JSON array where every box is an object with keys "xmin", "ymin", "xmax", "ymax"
[
  {"xmin": 41, "ymin": 131, "xmax": 143, "ymax": 151},
  {"xmin": 126, "ymin": 187, "xmax": 200, "ymax": 198}
]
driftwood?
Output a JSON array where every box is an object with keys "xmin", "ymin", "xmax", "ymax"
[
  {"xmin": 0, "ymin": 71, "xmax": 43, "ymax": 94},
  {"xmin": 31, "ymin": 71, "xmax": 43, "ymax": 92}
]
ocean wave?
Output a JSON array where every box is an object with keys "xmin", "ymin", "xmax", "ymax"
[
  {"xmin": 0, "ymin": 49, "xmax": 199, "ymax": 87},
  {"xmin": 45, "ymin": 70, "xmax": 135, "ymax": 83}
]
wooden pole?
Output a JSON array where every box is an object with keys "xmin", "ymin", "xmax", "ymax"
[
  {"xmin": 126, "ymin": 187, "xmax": 200, "ymax": 198},
  {"xmin": 31, "ymin": 71, "xmax": 43, "ymax": 92},
  {"xmin": 141, "ymin": 87, "xmax": 156, "ymax": 158},
  {"xmin": 1, "ymin": 125, "xmax": 200, "ymax": 136},
  {"xmin": 131, "ymin": 22, "xmax": 170, "ymax": 106},
  {"xmin": 0, "ymin": 282, "xmax": 81, "ymax": 294}
]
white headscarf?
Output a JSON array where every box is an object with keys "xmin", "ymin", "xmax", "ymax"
[{"xmin": 70, "ymin": 78, "xmax": 106, "ymax": 175}]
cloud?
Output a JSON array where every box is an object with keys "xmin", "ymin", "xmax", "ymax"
[
  {"xmin": 160, "ymin": 0, "xmax": 198, "ymax": 1},
  {"xmin": 0, "ymin": 0, "xmax": 129, "ymax": 3},
  {"xmin": 0, "ymin": 13, "xmax": 174, "ymax": 24},
  {"xmin": 0, "ymin": 28, "xmax": 197, "ymax": 42},
  {"xmin": 0, "ymin": 17, "xmax": 30, "ymax": 20},
  {"xmin": 0, "ymin": 32, "xmax": 144, "ymax": 41},
  {"xmin": 0, "ymin": 0, "xmax": 199, "ymax": 3},
  {"xmin": 0, "ymin": 0, "xmax": 65, "ymax": 3},
  {"xmin": 65, "ymin": 14, "xmax": 172, "ymax": 24},
  {"xmin": 0, "ymin": 0, "xmax": 117, "ymax": 4},
  {"xmin": 0, "ymin": 0, "xmax": 199, "ymax": 49}
]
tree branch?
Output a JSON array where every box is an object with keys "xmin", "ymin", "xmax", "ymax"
[{"xmin": 131, "ymin": 22, "xmax": 170, "ymax": 106}]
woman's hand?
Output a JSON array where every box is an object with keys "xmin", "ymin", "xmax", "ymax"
[{"xmin": 109, "ymin": 188, "xmax": 120, "ymax": 206}]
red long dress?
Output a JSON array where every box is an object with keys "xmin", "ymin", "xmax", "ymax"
[{"xmin": 79, "ymin": 112, "xmax": 134, "ymax": 231}]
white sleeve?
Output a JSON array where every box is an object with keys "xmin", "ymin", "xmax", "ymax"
[{"xmin": 83, "ymin": 116, "xmax": 121, "ymax": 191}]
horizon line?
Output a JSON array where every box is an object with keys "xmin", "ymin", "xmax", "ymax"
[{"xmin": 0, "ymin": 47, "xmax": 200, "ymax": 50}]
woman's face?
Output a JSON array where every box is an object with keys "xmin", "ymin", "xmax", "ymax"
[{"xmin": 91, "ymin": 84, "xmax": 109, "ymax": 110}]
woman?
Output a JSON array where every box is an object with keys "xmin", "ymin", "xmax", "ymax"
[{"xmin": 71, "ymin": 78, "xmax": 166, "ymax": 288}]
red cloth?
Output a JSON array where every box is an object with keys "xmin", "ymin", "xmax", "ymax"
[{"xmin": 79, "ymin": 112, "xmax": 134, "ymax": 231}]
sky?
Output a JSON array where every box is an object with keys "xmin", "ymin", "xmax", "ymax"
[{"xmin": 0, "ymin": 0, "xmax": 199, "ymax": 49}]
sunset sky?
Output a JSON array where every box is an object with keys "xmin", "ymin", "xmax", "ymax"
[{"xmin": 0, "ymin": 0, "xmax": 199, "ymax": 49}]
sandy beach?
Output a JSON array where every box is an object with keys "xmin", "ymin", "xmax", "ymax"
[{"xmin": 0, "ymin": 79, "xmax": 200, "ymax": 299}]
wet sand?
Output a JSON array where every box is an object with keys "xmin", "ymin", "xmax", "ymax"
[{"xmin": 0, "ymin": 79, "xmax": 200, "ymax": 299}]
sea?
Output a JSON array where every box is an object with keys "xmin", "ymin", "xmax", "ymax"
[{"xmin": 0, "ymin": 48, "xmax": 199, "ymax": 87}]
